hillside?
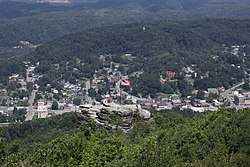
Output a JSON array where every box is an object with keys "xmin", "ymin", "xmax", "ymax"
[
  {"xmin": 0, "ymin": 0, "xmax": 249, "ymax": 48},
  {"xmin": 0, "ymin": 1, "xmax": 68, "ymax": 19},
  {"xmin": 0, "ymin": 19, "xmax": 247, "ymax": 96},
  {"xmin": 1, "ymin": 107, "xmax": 250, "ymax": 166}
]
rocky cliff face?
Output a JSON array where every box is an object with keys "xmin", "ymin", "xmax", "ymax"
[{"xmin": 79, "ymin": 103, "xmax": 151, "ymax": 131}]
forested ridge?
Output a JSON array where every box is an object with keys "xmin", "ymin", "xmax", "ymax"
[
  {"xmin": 1, "ymin": 108, "xmax": 250, "ymax": 166},
  {"xmin": 0, "ymin": 0, "xmax": 250, "ymax": 47}
]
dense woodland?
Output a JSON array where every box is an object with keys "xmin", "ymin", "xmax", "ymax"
[
  {"xmin": 0, "ymin": 0, "xmax": 250, "ymax": 47},
  {"xmin": 0, "ymin": 109, "xmax": 250, "ymax": 166}
]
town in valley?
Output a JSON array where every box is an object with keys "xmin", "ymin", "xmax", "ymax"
[{"xmin": 0, "ymin": 43, "xmax": 249, "ymax": 126}]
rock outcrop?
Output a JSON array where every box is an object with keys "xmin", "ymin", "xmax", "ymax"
[{"xmin": 79, "ymin": 103, "xmax": 151, "ymax": 131}]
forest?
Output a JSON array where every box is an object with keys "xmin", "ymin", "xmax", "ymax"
[
  {"xmin": 0, "ymin": 0, "xmax": 250, "ymax": 48},
  {"xmin": 0, "ymin": 108, "xmax": 250, "ymax": 166}
]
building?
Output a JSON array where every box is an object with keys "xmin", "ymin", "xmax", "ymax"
[
  {"xmin": 157, "ymin": 100, "xmax": 173, "ymax": 110},
  {"xmin": 207, "ymin": 88, "xmax": 219, "ymax": 95},
  {"xmin": 170, "ymin": 94, "xmax": 182, "ymax": 106},
  {"xmin": 244, "ymin": 97, "xmax": 250, "ymax": 105},
  {"xmin": 19, "ymin": 81, "xmax": 27, "ymax": 90},
  {"xmin": 181, "ymin": 105, "xmax": 205, "ymax": 112},
  {"xmin": 234, "ymin": 93, "xmax": 245, "ymax": 105},
  {"xmin": 166, "ymin": 71, "xmax": 176, "ymax": 78},
  {"xmin": 37, "ymin": 100, "xmax": 48, "ymax": 118}
]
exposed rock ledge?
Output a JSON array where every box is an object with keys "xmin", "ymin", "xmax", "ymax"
[{"xmin": 79, "ymin": 103, "xmax": 151, "ymax": 131}]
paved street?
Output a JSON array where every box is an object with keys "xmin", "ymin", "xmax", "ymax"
[
  {"xmin": 25, "ymin": 90, "xmax": 37, "ymax": 121},
  {"xmin": 85, "ymin": 80, "xmax": 93, "ymax": 104},
  {"xmin": 220, "ymin": 81, "xmax": 245, "ymax": 107}
]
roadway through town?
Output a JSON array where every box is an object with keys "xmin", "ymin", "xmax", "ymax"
[
  {"xmin": 85, "ymin": 80, "xmax": 93, "ymax": 104},
  {"xmin": 220, "ymin": 81, "xmax": 245, "ymax": 107},
  {"xmin": 25, "ymin": 90, "xmax": 37, "ymax": 121}
]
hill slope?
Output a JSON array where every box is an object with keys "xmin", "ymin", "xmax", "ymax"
[
  {"xmin": 0, "ymin": 0, "xmax": 249, "ymax": 48},
  {"xmin": 0, "ymin": 19, "xmax": 249, "ymax": 95},
  {"xmin": 1, "ymin": 107, "xmax": 250, "ymax": 166},
  {"xmin": 16, "ymin": 18, "xmax": 248, "ymax": 96}
]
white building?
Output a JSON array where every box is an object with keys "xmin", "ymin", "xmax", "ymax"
[{"xmin": 37, "ymin": 100, "xmax": 48, "ymax": 118}]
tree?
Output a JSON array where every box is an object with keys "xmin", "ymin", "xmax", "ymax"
[
  {"xmin": 242, "ymin": 79, "xmax": 250, "ymax": 90},
  {"xmin": 161, "ymin": 83, "xmax": 174, "ymax": 94},
  {"xmin": 88, "ymin": 88, "xmax": 96, "ymax": 98},
  {"xmin": 0, "ymin": 113, "xmax": 7, "ymax": 123},
  {"xmin": 0, "ymin": 138, "xmax": 6, "ymax": 164},
  {"xmin": 196, "ymin": 90, "xmax": 205, "ymax": 100},
  {"xmin": 53, "ymin": 94, "xmax": 60, "ymax": 101},
  {"xmin": 51, "ymin": 81, "xmax": 63, "ymax": 91},
  {"xmin": 38, "ymin": 75, "xmax": 51, "ymax": 87},
  {"xmin": 206, "ymin": 96, "xmax": 214, "ymax": 103},
  {"xmin": 95, "ymin": 94, "xmax": 102, "ymax": 102},
  {"xmin": 73, "ymin": 98, "xmax": 82, "ymax": 106},
  {"xmin": 12, "ymin": 107, "xmax": 27, "ymax": 122},
  {"xmin": 69, "ymin": 76, "xmax": 77, "ymax": 84},
  {"xmin": 1, "ymin": 99, "xmax": 7, "ymax": 106},
  {"xmin": 52, "ymin": 101, "xmax": 59, "ymax": 110}
]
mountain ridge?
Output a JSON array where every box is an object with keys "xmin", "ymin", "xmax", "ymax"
[{"xmin": 0, "ymin": 0, "xmax": 249, "ymax": 48}]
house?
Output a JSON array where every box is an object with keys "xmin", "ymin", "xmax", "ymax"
[
  {"xmin": 170, "ymin": 94, "xmax": 182, "ymax": 106},
  {"xmin": 37, "ymin": 100, "xmax": 48, "ymax": 118},
  {"xmin": 213, "ymin": 100, "xmax": 222, "ymax": 107},
  {"xmin": 58, "ymin": 102, "xmax": 66, "ymax": 110},
  {"xmin": 172, "ymin": 99, "xmax": 182, "ymax": 107},
  {"xmin": 0, "ymin": 89, "xmax": 7, "ymax": 93},
  {"xmin": 166, "ymin": 71, "xmax": 176, "ymax": 78},
  {"xmin": 9, "ymin": 74, "xmax": 19, "ymax": 82},
  {"xmin": 181, "ymin": 105, "xmax": 205, "ymax": 112},
  {"xmin": 19, "ymin": 81, "xmax": 27, "ymax": 90},
  {"xmin": 152, "ymin": 100, "xmax": 158, "ymax": 108},
  {"xmin": 203, "ymin": 90, "xmax": 209, "ymax": 98},
  {"xmin": 244, "ymin": 97, "xmax": 250, "ymax": 105},
  {"xmin": 157, "ymin": 100, "xmax": 173, "ymax": 110},
  {"xmin": 207, "ymin": 88, "xmax": 218, "ymax": 95},
  {"xmin": 141, "ymin": 100, "xmax": 152, "ymax": 110}
]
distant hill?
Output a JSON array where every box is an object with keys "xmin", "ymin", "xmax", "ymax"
[
  {"xmin": 0, "ymin": 1, "xmax": 68, "ymax": 19},
  {"xmin": 0, "ymin": 0, "xmax": 249, "ymax": 48},
  {"xmin": 95, "ymin": 0, "xmax": 250, "ymax": 9}
]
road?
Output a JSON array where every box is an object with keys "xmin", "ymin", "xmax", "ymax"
[
  {"xmin": 0, "ymin": 122, "xmax": 17, "ymax": 127},
  {"xmin": 220, "ymin": 81, "xmax": 245, "ymax": 106},
  {"xmin": 85, "ymin": 80, "xmax": 93, "ymax": 104},
  {"xmin": 227, "ymin": 81, "xmax": 245, "ymax": 92},
  {"xmin": 25, "ymin": 90, "xmax": 37, "ymax": 121}
]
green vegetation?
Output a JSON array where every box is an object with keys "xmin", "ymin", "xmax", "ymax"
[
  {"xmin": 73, "ymin": 97, "xmax": 82, "ymax": 106},
  {"xmin": 0, "ymin": 112, "xmax": 80, "ymax": 144},
  {"xmin": 51, "ymin": 100, "xmax": 59, "ymax": 110},
  {"xmin": 0, "ymin": 0, "xmax": 250, "ymax": 48},
  {"xmin": 1, "ymin": 108, "xmax": 250, "ymax": 166},
  {"xmin": 0, "ymin": 19, "xmax": 249, "ymax": 96},
  {"xmin": 23, "ymin": 18, "xmax": 249, "ymax": 97}
]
